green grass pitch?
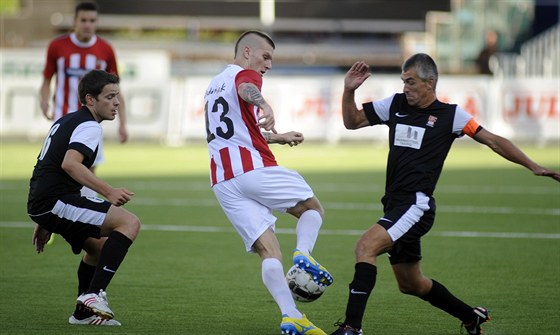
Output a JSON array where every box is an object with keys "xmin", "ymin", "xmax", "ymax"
[{"xmin": 1, "ymin": 141, "xmax": 559, "ymax": 334}]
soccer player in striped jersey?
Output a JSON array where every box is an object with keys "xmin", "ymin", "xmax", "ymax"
[
  {"xmin": 29, "ymin": 70, "xmax": 140, "ymax": 326},
  {"xmin": 205, "ymin": 30, "xmax": 332, "ymax": 335},
  {"xmin": 39, "ymin": 1, "xmax": 127, "ymax": 196},
  {"xmin": 330, "ymin": 55, "xmax": 560, "ymax": 335}
]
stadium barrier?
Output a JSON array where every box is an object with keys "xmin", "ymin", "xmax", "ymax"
[{"xmin": 1, "ymin": 48, "xmax": 558, "ymax": 145}]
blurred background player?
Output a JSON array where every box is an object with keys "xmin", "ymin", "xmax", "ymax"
[
  {"xmin": 330, "ymin": 54, "xmax": 560, "ymax": 335},
  {"xmin": 205, "ymin": 30, "xmax": 333, "ymax": 335},
  {"xmin": 39, "ymin": 1, "xmax": 128, "ymax": 197},
  {"xmin": 475, "ymin": 29, "xmax": 498, "ymax": 75},
  {"xmin": 29, "ymin": 69, "xmax": 140, "ymax": 326}
]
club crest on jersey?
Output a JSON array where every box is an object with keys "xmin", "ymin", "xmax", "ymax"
[{"xmin": 426, "ymin": 115, "xmax": 438, "ymax": 127}]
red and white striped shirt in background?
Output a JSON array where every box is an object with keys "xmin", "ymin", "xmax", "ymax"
[{"xmin": 42, "ymin": 33, "xmax": 119, "ymax": 120}]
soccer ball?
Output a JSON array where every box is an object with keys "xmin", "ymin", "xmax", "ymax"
[{"xmin": 285, "ymin": 265, "xmax": 326, "ymax": 302}]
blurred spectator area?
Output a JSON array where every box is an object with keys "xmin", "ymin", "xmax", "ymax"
[
  {"xmin": 0, "ymin": 0, "xmax": 557, "ymax": 75},
  {"xmin": 1, "ymin": 0, "xmax": 448, "ymax": 73}
]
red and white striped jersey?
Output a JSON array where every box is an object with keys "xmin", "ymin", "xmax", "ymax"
[
  {"xmin": 43, "ymin": 33, "xmax": 119, "ymax": 120},
  {"xmin": 205, "ymin": 64, "xmax": 278, "ymax": 186}
]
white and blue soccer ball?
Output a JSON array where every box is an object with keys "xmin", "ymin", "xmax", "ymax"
[{"xmin": 285, "ymin": 265, "xmax": 326, "ymax": 302}]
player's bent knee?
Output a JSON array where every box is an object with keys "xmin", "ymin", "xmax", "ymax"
[
  {"xmin": 103, "ymin": 207, "xmax": 141, "ymax": 240},
  {"xmin": 355, "ymin": 232, "xmax": 392, "ymax": 261},
  {"xmin": 398, "ymin": 282, "xmax": 427, "ymax": 297},
  {"xmin": 290, "ymin": 197, "xmax": 325, "ymax": 218},
  {"xmin": 354, "ymin": 238, "xmax": 377, "ymax": 260},
  {"xmin": 306, "ymin": 197, "xmax": 325, "ymax": 217},
  {"xmin": 396, "ymin": 275, "xmax": 431, "ymax": 297},
  {"xmin": 398, "ymin": 284, "xmax": 417, "ymax": 296},
  {"xmin": 122, "ymin": 213, "xmax": 141, "ymax": 240},
  {"xmin": 312, "ymin": 205, "xmax": 325, "ymax": 218}
]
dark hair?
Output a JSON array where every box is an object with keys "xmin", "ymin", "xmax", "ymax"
[
  {"xmin": 78, "ymin": 70, "xmax": 119, "ymax": 104},
  {"xmin": 75, "ymin": 1, "xmax": 99, "ymax": 16},
  {"xmin": 402, "ymin": 53, "xmax": 438, "ymax": 87},
  {"xmin": 234, "ymin": 30, "xmax": 275, "ymax": 56}
]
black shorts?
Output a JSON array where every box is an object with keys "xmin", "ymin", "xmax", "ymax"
[
  {"xmin": 28, "ymin": 194, "xmax": 111, "ymax": 254},
  {"xmin": 377, "ymin": 192, "xmax": 436, "ymax": 265}
]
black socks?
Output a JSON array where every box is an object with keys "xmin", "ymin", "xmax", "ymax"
[
  {"xmin": 421, "ymin": 279, "xmax": 474, "ymax": 322},
  {"xmin": 87, "ymin": 231, "xmax": 132, "ymax": 294},
  {"xmin": 343, "ymin": 268, "xmax": 475, "ymax": 330},
  {"xmin": 344, "ymin": 262, "xmax": 378, "ymax": 329}
]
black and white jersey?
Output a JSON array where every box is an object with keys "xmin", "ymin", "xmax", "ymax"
[
  {"xmin": 363, "ymin": 93, "xmax": 477, "ymax": 196},
  {"xmin": 28, "ymin": 106, "xmax": 101, "ymax": 213}
]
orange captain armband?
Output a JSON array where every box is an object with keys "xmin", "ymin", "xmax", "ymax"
[{"xmin": 462, "ymin": 118, "xmax": 482, "ymax": 137}]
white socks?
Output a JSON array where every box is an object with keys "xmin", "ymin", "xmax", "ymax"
[
  {"xmin": 296, "ymin": 210, "xmax": 323, "ymax": 254},
  {"xmin": 261, "ymin": 258, "xmax": 302, "ymax": 319},
  {"xmin": 260, "ymin": 210, "xmax": 323, "ymax": 319}
]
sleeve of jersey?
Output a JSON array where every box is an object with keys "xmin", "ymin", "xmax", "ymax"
[
  {"xmin": 362, "ymin": 94, "xmax": 395, "ymax": 125},
  {"xmin": 235, "ymin": 70, "xmax": 263, "ymax": 90},
  {"xmin": 106, "ymin": 45, "xmax": 119, "ymax": 76},
  {"xmin": 68, "ymin": 122, "xmax": 102, "ymax": 160},
  {"xmin": 43, "ymin": 41, "xmax": 57, "ymax": 78},
  {"xmin": 453, "ymin": 106, "xmax": 483, "ymax": 137}
]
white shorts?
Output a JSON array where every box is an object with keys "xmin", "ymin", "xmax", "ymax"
[{"xmin": 212, "ymin": 166, "xmax": 314, "ymax": 252}]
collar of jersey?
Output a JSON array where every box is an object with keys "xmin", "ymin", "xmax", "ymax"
[{"xmin": 70, "ymin": 33, "xmax": 97, "ymax": 48}]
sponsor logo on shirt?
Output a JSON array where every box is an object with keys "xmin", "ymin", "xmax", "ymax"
[
  {"xmin": 65, "ymin": 67, "xmax": 90, "ymax": 78},
  {"xmin": 394, "ymin": 124, "xmax": 425, "ymax": 149},
  {"xmin": 426, "ymin": 115, "xmax": 438, "ymax": 127}
]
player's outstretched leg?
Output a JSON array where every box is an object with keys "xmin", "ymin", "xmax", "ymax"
[
  {"xmin": 293, "ymin": 249, "xmax": 333, "ymax": 286},
  {"xmin": 462, "ymin": 307, "xmax": 490, "ymax": 335},
  {"xmin": 281, "ymin": 314, "xmax": 327, "ymax": 335},
  {"xmin": 76, "ymin": 289, "xmax": 114, "ymax": 319}
]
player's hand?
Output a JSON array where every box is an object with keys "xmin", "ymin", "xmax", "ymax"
[
  {"xmin": 281, "ymin": 131, "xmax": 304, "ymax": 146},
  {"xmin": 258, "ymin": 105, "xmax": 275, "ymax": 131},
  {"xmin": 32, "ymin": 224, "xmax": 52, "ymax": 253},
  {"xmin": 534, "ymin": 168, "xmax": 560, "ymax": 182},
  {"xmin": 107, "ymin": 188, "xmax": 135, "ymax": 206},
  {"xmin": 40, "ymin": 101, "xmax": 53, "ymax": 120},
  {"xmin": 345, "ymin": 61, "xmax": 371, "ymax": 90}
]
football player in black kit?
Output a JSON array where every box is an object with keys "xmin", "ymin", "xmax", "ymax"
[
  {"xmin": 330, "ymin": 54, "xmax": 560, "ymax": 335},
  {"xmin": 28, "ymin": 70, "xmax": 140, "ymax": 326}
]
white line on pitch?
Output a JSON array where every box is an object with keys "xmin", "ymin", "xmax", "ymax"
[
  {"xmin": 1, "ymin": 181, "xmax": 558, "ymax": 195},
  {"xmin": 2, "ymin": 221, "xmax": 559, "ymax": 239}
]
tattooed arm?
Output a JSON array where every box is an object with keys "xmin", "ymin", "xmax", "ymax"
[{"xmin": 238, "ymin": 82, "xmax": 275, "ymax": 132}]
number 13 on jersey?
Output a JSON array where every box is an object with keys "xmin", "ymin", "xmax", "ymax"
[{"xmin": 205, "ymin": 97, "xmax": 234, "ymax": 143}]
